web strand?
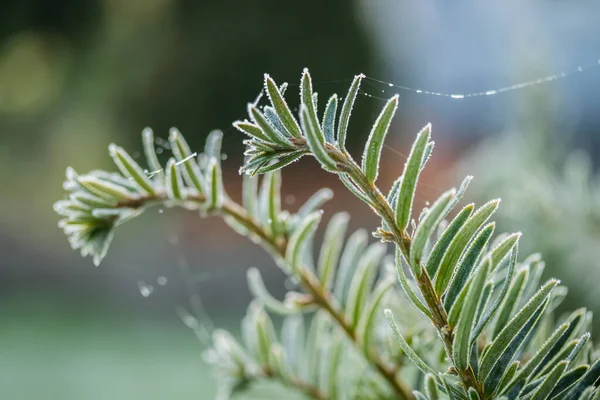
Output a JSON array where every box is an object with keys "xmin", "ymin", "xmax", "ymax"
[
  {"xmin": 361, "ymin": 58, "xmax": 600, "ymax": 99},
  {"xmin": 169, "ymin": 234, "xmax": 215, "ymax": 347}
]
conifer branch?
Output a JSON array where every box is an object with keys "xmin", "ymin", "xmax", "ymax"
[{"xmin": 54, "ymin": 70, "xmax": 600, "ymax": 400}]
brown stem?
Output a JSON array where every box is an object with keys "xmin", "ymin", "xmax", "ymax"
[
  {"xmin": 263, "ymin": 367, "xmax": 327, "ymax": 400},
  {"xmin": 221, "ymin": 200, "xmax": 412, "ymax": 400},
  {"xmin": 337, "ymin": 156, "xmax": 486, "ymax": 398},
  {"xmin": 296, "ymin": 267, "xmax": 412, "ymax": 399},
  {"xmin": 117, "ymin": 189, "xmax": 413, "ymax": 400}
]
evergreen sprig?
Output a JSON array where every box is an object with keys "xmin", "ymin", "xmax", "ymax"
[{"xmin": 54, "ymin": 69, "xmax": 600, "ymax": 400}]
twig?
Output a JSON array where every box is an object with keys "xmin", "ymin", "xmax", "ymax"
[
  {"xmin": 117, "ymin": 189, "xmax": 414, "ymax": 400},
  {"xmin": 325, "ymin": 148, "xmax": 486, "ymax": 398}
]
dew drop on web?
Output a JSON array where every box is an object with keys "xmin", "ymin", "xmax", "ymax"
[
  {"xmin": 157, "ymin": 276, "xmax": 168, "ymax": 286},
  {"xmin": 138, "ymin": 281, "xmax": 154, "ymax": 297}
]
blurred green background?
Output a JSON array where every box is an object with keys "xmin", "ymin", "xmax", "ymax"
[{"xmin": 1, "ymin": 0, "xmax": 599, "ymax": 398}]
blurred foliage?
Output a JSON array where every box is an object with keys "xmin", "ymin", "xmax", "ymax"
[
  {"xmin": 0, "ymin": 0, "xmax": 375, "ymax": 148},
  {"xmin": 460, "ymin": 86, "xmax": 600, "ymax": 330}
]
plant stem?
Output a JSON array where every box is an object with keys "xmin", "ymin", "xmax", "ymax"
[
  {"xmin": 263, "ymin": 367, "xmax": 327, "ymax": 400},
  {"xmin": 117, "ymin": 190, "xmax": 413, "ymax": 400},
  {"xmin": 218, "ymin": 198, "xmax": 413, "ymax": 399},
  {"xmin": 333, "ymin": 154, "xmax": 486, "ymax": 398},
  {"xmin": 297, "ymin": 266, "xmax": 411, "ymax": 399}
]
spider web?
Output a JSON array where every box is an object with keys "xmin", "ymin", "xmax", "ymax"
[{"xmin": 314, "ymin": 58, "xmax": 600, "ymax": 101}]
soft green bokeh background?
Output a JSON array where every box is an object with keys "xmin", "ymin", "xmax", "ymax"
[{"xmin": 0, "ymin": 1, "xmax": 377, "ymax": 398}]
